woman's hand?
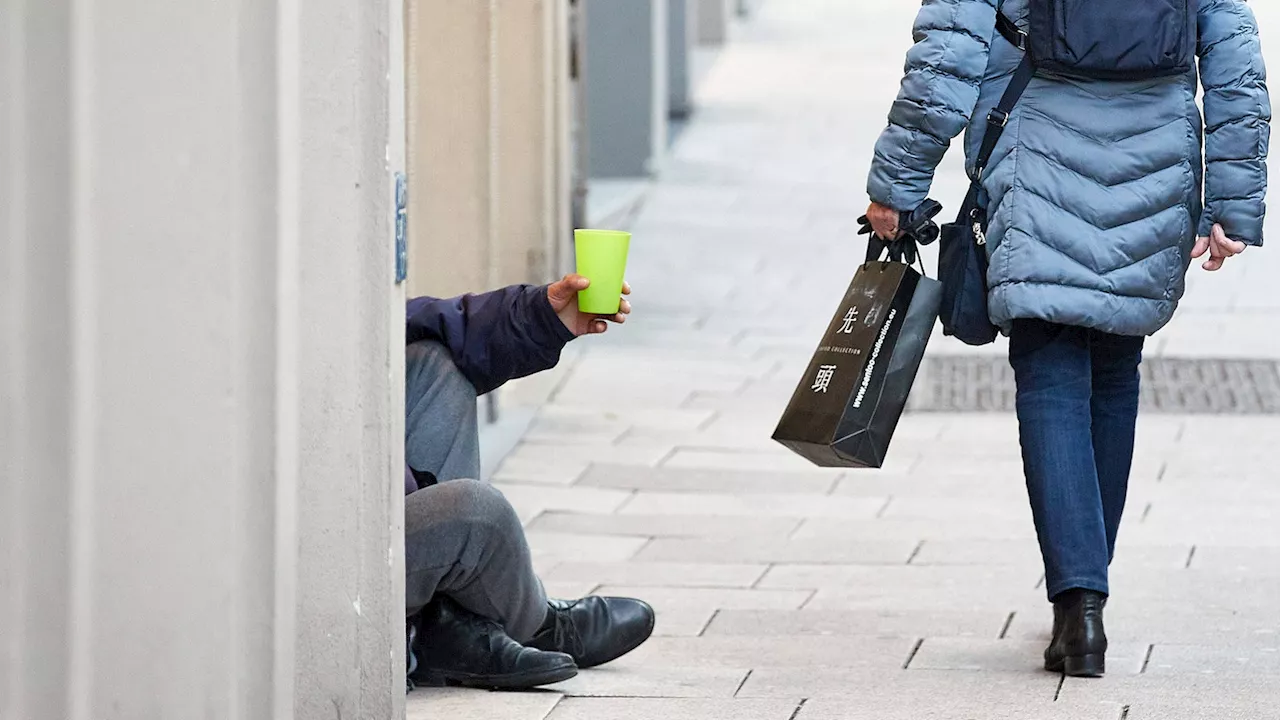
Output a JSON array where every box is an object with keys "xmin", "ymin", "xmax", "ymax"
[
  {"xmin": 865, "ymin": 202, "xmax": 901, "ymax": 240},
  {"xmin": 1191, "ymin": 223, "xmax": 1247, "ymax": 272}
]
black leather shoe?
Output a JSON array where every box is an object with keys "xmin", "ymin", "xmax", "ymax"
[
  {"xmin": 410, "ymin": 598, "xmax": 578, "ymax": 690},
  {"xmin": 528, "ymin": 596, "xmax": 656, "ymax": 669},
  {"xmin": 1044, "ymin": 589, "xmax": 1108, "ymax": 677}
]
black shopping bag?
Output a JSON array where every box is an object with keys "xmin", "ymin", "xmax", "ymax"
[{"xmin": 772, "ymin": 260, "xmax": 941, "ymax": 469}]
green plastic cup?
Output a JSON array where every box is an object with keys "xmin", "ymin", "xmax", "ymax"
[{"xmin": 574, "ymin": 229, "xmax": 631, "ymax": 314}]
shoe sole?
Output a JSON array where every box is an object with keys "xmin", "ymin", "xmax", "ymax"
[
  {"xmin": 414, "ymin": 662, "xmax": 578, "ymax": 690},
  {"xmin": 1045, "ymin": 654, "xmax": 1105, "ymax": 678}
]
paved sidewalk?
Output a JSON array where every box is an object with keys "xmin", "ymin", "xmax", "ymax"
[{"xmin": 411, "ymin": 2, "xmax": 1280, "ymax": 718}]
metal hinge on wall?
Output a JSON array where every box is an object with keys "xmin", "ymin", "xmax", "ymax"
[{"xmin": 395, "ymin": 172, "xmax": 408, "ymax": 284}]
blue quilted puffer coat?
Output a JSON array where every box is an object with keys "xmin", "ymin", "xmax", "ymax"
[{"xmin": 868, "ymin": 0, "xmax": 1271, "ymax": 336}]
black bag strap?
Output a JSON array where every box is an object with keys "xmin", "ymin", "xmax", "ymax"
[
  {"xmin": 995, "ymin": 3, "xmax": 1026, "ymax": 51},
  {"xmin": 971, "ymin": 52, "xmax": 1034, "ymax": 182}
]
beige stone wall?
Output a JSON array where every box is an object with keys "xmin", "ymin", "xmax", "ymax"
[{"xmin": 407, "ymin": 0, "xmax": 573, "ymax": 298}]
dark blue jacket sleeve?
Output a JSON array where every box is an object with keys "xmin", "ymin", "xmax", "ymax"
[{"xmin": 406, "ymin": 284, "xmax": 576, "ymax": 396}]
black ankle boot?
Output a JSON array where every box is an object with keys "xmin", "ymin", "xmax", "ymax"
[
  {"xmin": 528, "ymin": 596, "xmax": 656, "ymax": 669},
  {"xmin": 1044, "ymin": 589, "xmax": 1108, "ymax": 677},
  {"xmin": 410, "ymin": 598, "xmax": 578, "ymax": 690}
]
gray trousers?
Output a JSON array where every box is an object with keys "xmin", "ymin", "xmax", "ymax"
[{"xmin": 404, "ymin": 341, "xmax": 548, "ymax": 642}]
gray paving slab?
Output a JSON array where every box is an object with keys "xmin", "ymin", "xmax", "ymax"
[
  {"xmin": 546, "ymin": 698, "xmax": 802, "ymax": 720},
  {"xmin": 792, "ymin": 516, "xmax": 1041, "ymax": 542},
  {"xmin": 636, "ymin": 536, "xmax": 919, "ymax": 565},
  {"xmin": 620, "ymin": 491, "xmax": 888, "ymax": 519},
  {"xmin": 621, "ymin": 635, "xmax": 918, "ymax": 671},
  {"xmin": 576, "ymin": 464, "xmax": 841, "ymax": 495},
  {"xmin": 758, "ymin": 564, "xmax": 1042, "ymax": 596},
  {"xmin": 1056, "ymin": 674, "xmax": 1280, "ymax": 713},
  {"xmin": 590, "ymin": 586, "xmax": 813, "ymax": 613},
  {"xmin": 406, "ymin": 689, "xmax": 561, "ymax": 720},
  {"xmin": 544, "ymin": 561, "xmax": 769, "ymax": 589},
  {"xmin": 1144, "ymin": 643, "xmax": 1280, "ymax": 676},
  {"xmin": 549, "ymin": 663, "xmax": 749, "ymax": 698},
  {"xmin": 738, "ymin": 667, "xmax": 1062, "ymax": 701},
  {"xmin": 1004, "ymin": 601, "xmax": 1280, "ymax": 648},
  {"xmin": 492, "ymin": 483, "xmax": 634, "ymax": 516},
  {"xmin": 705, "ymin": 608, "xmax": 1012, "ymax": 640},
  {"xmin": 524, "ymin": 531, "xmax": 649, "ymax": 564},
  {"xmin": 525, "ymin": 510, "xmax": 803, "ymax": 539},
  {"xmin": 908, "ymin": 639, "xmax": 1148, "ymax": 676},
  {"xmin": 494, "ymin": 456, "xmax": 591, "ymax": 486},
  {"xmin": 797, "ymin": 697, "xmax": 1124, "ymax": 720},
  {"xmin": 912, "ymin": 540, "xmax": 1192, "ymax": 574},
  {"xmin": 1188, "ymin": 546, "xmax": 1280, "ymax": 575},
  {"xmin": 651, "ymin": 607, "xmax": 720, "ymax": 637}
]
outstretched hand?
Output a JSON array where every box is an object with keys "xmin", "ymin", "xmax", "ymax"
[
  {"xmin": 547, "ymin": 274, "xmax": 632, "ymax": 337},
  {"xmin": 1192, "ymin": 223, "xmax": 1247, "ymax": 272}
]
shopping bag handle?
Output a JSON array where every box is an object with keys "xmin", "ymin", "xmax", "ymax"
[{"xmin": 857, "ymin": 199, "xmax": 942, "ymax": 266}]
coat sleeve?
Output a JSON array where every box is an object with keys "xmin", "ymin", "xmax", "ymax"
[
  {"xmin": 1198, "ymin": 0, "xmax": 1271, "ymax": 246},
  {"xmin": 867, "ymin": 0, "xmax": 998, "ymax": 212},
  {"xmin": 406, "ymin": 285, "xmax": 576, "ymax": 396}
]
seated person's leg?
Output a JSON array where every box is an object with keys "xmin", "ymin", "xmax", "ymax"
[
  {"xmin": 405, "ymin": 479, "xmax": 658, "ymax": 688},
  {"xmin": 405, "ymin": 479, "xmax": 574, "ymax": 689},
  {"xmin": 405, "ymin": 341, "xmax": 481, "ymax": 485},
  {"xmin": 406, "ymin": 478, "xmax": 548, "ymax": 639}
]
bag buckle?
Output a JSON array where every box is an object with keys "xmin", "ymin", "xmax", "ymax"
[{"xmin": 987, "ymin": 108, "xmax": 1010, "ymax": 128}]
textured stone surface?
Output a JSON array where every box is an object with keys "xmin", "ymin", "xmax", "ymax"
[{"xmin": 547, "ymin": 698, "xmax": 801, "ymax": 720}]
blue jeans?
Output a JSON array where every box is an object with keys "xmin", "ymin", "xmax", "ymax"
[{"xmin": 1009, "ymin": 319, "xmax": 1144, "ymax": 601}]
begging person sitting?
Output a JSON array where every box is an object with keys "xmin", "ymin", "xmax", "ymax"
[{"xmin": 403, "ymin": 274, "xmax": 654, "ymax": 690}]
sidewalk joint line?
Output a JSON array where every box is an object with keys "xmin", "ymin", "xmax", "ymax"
[
  {"xmin": 698, "ymin": 609, "xmax": 721, "ymax": 637},
  {"xmin": 613, "ymin": 489, "xmax": 640, "ymax": 515},
  {"xmin": 876, "ymin": 496, "xmax": 894, "ymax": 519},
  {"xmin": 627, "ymin": 536, "xmax": 655, "ymax": 561},
  {"xmin": 902, "ymin": 638, "xmax": 925, "ymax": 669},
  {"xmin": 733, "ymin": 669, "xmax": 754, "ymax": 698},
  {"xmin": 787, "ymin": 699, "xmax": 809, "ymax": 720},
  {"xmin": 1140, "ymin": 502, "xmax": 1153, "ymax": 523},
  {"xmin": 696, "ymin": 410, "xmax": 721, "ymax": 432},
  {"xmin": 750, "ymin": 564, "xmax": 773, "ymax": 589},
  {"xmin": 539, "ymin": 696, "xmax": 566, "ymax": 720},
  {"xmin": 654, "ymin": 446, "xmax": 679, "ymax": 468},
  {"xmin": 906, "ymin": 540, "xmax": 925, "ymax": 565},
  {"xmin": 786, "ymin": 519, "xmax": 807, "ymax": 540},
  {"xmin": 1053, "ymin": 674, "xmax": 1066, "ymax": 701},
  {"xmin": 999, "ymin": 611, "xmax": 1016, "ymax": 640},
  {"xmin": 1140, "ymin": 644, "xmax": 1155, "ymax": 674},
  {"xmin": 1185, "ymin": 545, "xmax": 1197, "ymax": 569},
  {"xmin": 1157, "ymin": 461, "xmax": 1168, "ymax": 482},
  {"xmin": 797, "ymin": 589, "xmax": 818, "ymax": 610}
]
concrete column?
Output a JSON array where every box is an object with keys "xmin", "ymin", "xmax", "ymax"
[
  {"xmin": 293, "ymin": 0, "xmax": 406, "ymax": 716},
  {"xmin": 0, "ymin": 0, "xmax": 403, "ymax": 718},
  {"xmin": 668, "ymin": 0, "xmax": 697, "ymax": 118},
  {"xmin": 584, "ymin": 0, "xmax": 669, "ymax": 178},
  {"xmin": 696, "ymin": 0, "xmax": 731, "ymax": 45}
]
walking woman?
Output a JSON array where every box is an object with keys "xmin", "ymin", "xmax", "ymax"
[{"xmin": 864, "ymin": 0, "xmax": 1269, "ymax": 676}]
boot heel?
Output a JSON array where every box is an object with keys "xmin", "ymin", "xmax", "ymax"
[{"xmin": 1064, "ymin": 653, "xmax": 1105, "ymax": 678}]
